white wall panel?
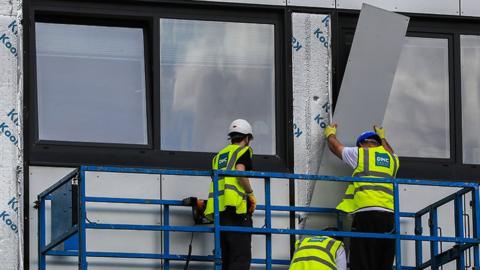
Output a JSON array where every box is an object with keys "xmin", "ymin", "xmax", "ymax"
[
  {"xmin": 288, "ymin": 0, "xmax": 335, "ymax": 8},
  {"xmin": 195, "ymin": 0, "xmax": 286, "ymax": 6},
  {"xmin": 337, "ymin": 0, "xmax": 460, "ymax": 16},
  {"xmin": 461, "ymin": 0, "xmax": 480, "ymax": 16},
  {"xmin": 29, "ymin": 167, "xmax": 163, "ymax": 270}
]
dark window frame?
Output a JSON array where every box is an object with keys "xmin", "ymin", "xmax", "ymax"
[{"xmin": 27, "ymin": 0, "xmax": 290, "ymax": 172}]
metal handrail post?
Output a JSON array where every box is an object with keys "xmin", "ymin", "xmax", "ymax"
[
  {"xmin": 454, "ymin": 194, "xmax": 465, "ymax": 270},
  {"xmin": 393, "ymin": 181, "xmax": 402, "ymax": 270},
  {"xmin": 264, "ymin": 177, "xmax": 272, "ymax": 270},
  {"xmin": 38, "ymin": 196, "xmax": 46, "ymax": 270},
  {"xmin": 429, "ymin": 208, "xmax": 439, "ymax": 270},
  {"xmin": 78, "ymin": 168, "xmax": 87, "ymax": 270},
  {"xmin": 212, "ymin": 170, "xmax": 222, "ymax": 270},
  {"xmin": 473, "ymin": 186, "xmax": 480, "ymax": 268},
  {"xmin": 163, "ymin": 205, "xmax": 170, "ymax": 270},
  {"xmin": 414, "ymin": 215, "xmax": 423, "ymax": 267}
]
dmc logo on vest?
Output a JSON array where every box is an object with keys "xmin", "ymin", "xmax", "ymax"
[
  {"xmin": 218, "ymin": 153, "xmax": 229, "ymax": 169},
  {"xmin": 375, "ymin": 153, "xmax": 390, "ymax": 168}
]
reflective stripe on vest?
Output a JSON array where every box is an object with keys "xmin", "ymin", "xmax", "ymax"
[
  {"xmin": 204, "ymin": 145, "xmax": 252, "ymax": 219},
  {"xmin": 336, "ymin": 146, "xmax": 399, "ymax": 213},
  {"xmin": 289, "ymin": 237, "xmax": 342, "ymax": 270},
  {"xmin": 353, "ymin": 148, "xmax": 398, "ymax": 178}
]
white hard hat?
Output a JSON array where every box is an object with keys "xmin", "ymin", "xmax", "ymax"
[{"xmin": 228, "ymin": 119, "xmax": 253, "ymax": 138}]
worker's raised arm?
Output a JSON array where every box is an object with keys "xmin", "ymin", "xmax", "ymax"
[
  {"xmin": 374, "ymin": 125, "xmax": 394, "ymax": 155},
  {"xmin": 325, "ymin": 124, "xmax": 345, "ymax": 159}
]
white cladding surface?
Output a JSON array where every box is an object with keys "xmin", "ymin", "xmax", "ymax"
[
  {"xmin": 195, "ymin": 0, "xmax": 286, "ymax": 6},
  {"xmin": 199, "ymin": 0, "xmax": 480, "ymax": 18},
  {"xmin": 29, "ymin": 167, "xmax": 163, "ymax": 270},
  {"xmin": 0, "ymin": 0, "xmax": 23, "ymax": 269},
  {"xmin": 461, "ymin": 0, "xmax": 480, "ymax": 16},
  {"xmin": 29, "ymin": 168, "xmax": 291, "ymax": 269},
  {"xmin": 291, "ymin": 13, "xmax": 332, "ymax": 228},
  {"xmin": 288, "ymin": 0, "xmax": 335, "ymax": 8},
  {"xmin": 336, "ymin": 0, "xmax": 460, "ymax": 15}
]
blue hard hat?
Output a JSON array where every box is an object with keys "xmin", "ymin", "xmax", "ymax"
[{"xmin": 356, "ymin": 131, "xmax": 381, "ymax": 147}]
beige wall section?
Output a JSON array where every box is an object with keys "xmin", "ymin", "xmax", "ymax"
[{"xmin": 29, "ymin": 167, "xmax": 290, "ymax": 269}]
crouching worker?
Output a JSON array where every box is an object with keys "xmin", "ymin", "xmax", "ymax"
[
  {"xmin": 289, "ymin": 229, "xmax": 346, "ymax": 270},
  {"xmin": 204, "ymin": 119, "xmax": 256, "ymax": 270}
]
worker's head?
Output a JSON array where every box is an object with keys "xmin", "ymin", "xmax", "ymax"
[
  {"xmin": 356, "ymin": 131, "xmax": 381, "ymax": 148},
  {"xmin": 228, "ymin": 119, "xmax": 253, "ymax": 146}
]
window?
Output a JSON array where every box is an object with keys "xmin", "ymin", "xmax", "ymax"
[
  {"xmin": 35, "ymin": 23, "xmax": 148, "ymax": 145},
  {"xmin": 29, "ymin": 3, "xmax": 286, "ymax": 170},
  {"xmin": 461, "ymin": 35, "xmax": 480, "ymax": 164},
  {"xmin": 383, "ymin": 37, "xmax": 450, "ymax": 158},
  {"xmin": 159, "ymin": 19, "xmax": 276, "ymax": 155}
]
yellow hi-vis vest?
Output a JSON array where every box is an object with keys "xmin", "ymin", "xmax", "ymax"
[
  {"xmin": 336, "ymin": 146, "xmax": 399, "ymax": 213},
  {"xmin": 205, "ymin": 144, "xmax": 253, "ymax": 220},
  {"xmin": 289, "ymin": 236, "xmax": 343, "ymax": 270}
]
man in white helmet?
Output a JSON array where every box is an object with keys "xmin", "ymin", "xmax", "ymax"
[{"xmin": 205, "ymin": 119, "xmax": 256, "ymax": 270}]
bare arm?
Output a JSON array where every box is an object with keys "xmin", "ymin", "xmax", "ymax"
[
  {"xmin": 373, "ymin": 125, "xmax": 395, "ymax": 155},
  {"xmin": 327, "ymin": 135, "xmax": 345, "ymax": 160},
  {"xmin": 236, "ymin": 163, "xmax": 253, "ymax": 193},
  {"xmin": 381, "ymin": 138, "xmax": 395, "ymax": 155}
]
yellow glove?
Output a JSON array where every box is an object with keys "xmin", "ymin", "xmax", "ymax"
[
  {"xmin": 374, "ymin": 125, "xmax": 385, "ymax": 140},
  {"xmin": 324, "ymin": 124, "xmax": 337, "ymax": 138},
  {"xmin": 247, "ymin": 193, "xmax": 256, "ymax": 214}
]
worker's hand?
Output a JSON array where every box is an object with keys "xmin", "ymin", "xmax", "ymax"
[
  {"xmin": 374, "ymin": 125, "xmax": 385, "ymax": 140},
  {"xmin": 324, "ymin": 124, "xmax": 337, "ymax": 138},
  {"xmin": 247, "ymin": 193, "xmax": 256, "ymax": 214}
]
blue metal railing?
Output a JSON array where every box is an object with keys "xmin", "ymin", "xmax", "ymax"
[{"xmin": 37, "ymin": 165, "xmax": 480, "ymax": 270}]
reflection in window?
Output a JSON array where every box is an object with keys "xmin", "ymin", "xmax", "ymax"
[
  {"xmin": 36, "ymin": 23, "xmax": 147, "ymax": 144},
  {"xmin": 160, "ymin": 19, "xmax": 276, "ymax": 155},
  {"xmin": 383, "ymin": 37, "xmax": 450, "ymax": 158},
  {"xmin": 461, "ymin": 35, "xmax": 480, "ymax": 164}
]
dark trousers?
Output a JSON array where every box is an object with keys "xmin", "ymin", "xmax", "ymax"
[
  {"xmin": 220, "ymin": 207, "xmax": 252, "ymax": 270},
  {"xmin": 350, "ymin": 211, "xmax": 395, "ymax": 270}
]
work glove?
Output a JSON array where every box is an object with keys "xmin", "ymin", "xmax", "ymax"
[
  {"xmin": 247, "ymin": 193, "xmax": 256, "ymax": 214},
  {"xmin": 374, "ymin": 125, "xmax": 385, "ymax": 140},
  {"xmin": 324, "ymin": 124, "xmax": 337, "ymax": 138}
]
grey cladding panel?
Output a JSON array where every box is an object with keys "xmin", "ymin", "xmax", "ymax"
[
  {"xmin": 288, "ymin": 0, "xmax": 335, "ymax": 8},
  {"xmin": 461, "ymin": 0, "xmax": 480, "ymax": 16},
  {"xmin": 194, "ymin": 0, "xmax": 286, "ymax": 5},
  {"xmin": 334, "ymin": 4, "xmax": 409, "ymax": 144},
  {"xmin": 337, "ymin": 0, "xmax": 459, "ymax": 15}
]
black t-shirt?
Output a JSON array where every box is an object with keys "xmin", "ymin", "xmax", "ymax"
[{"xmin": 236, "ymin": 151, "xmax": 253, "ymax": 171}]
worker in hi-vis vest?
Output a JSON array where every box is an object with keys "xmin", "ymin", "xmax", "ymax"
[
  {"xmin": 289, "ymin": 232, "xmax": 346, "ymax": 270},
  {"xmin": 205, "ymin": 119, "xmax": 256, "ymax": 270},
  {"xmin": 324, "ymin": 124, "xmax": 399, "ymax": 270}
]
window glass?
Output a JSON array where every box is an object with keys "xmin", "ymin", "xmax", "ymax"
[
  {"xmin": 461, "ymin": 35, "xmax": 480, "ymax": 164},
  {"xmin": 160, "ymin": 19, "xmax": 276, "ymax": 155},
  {"xmin": 383, "ymin": 37, "xmax": 450, "ymax": 158},
  {"xmin": 36, "ymin": 23, "xmax": 148, "ymax": 144}
]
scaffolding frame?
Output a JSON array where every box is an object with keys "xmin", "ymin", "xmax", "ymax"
[{"xmin": 37, "ymin": 165, "xmax": 480, "ymax": 270}]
